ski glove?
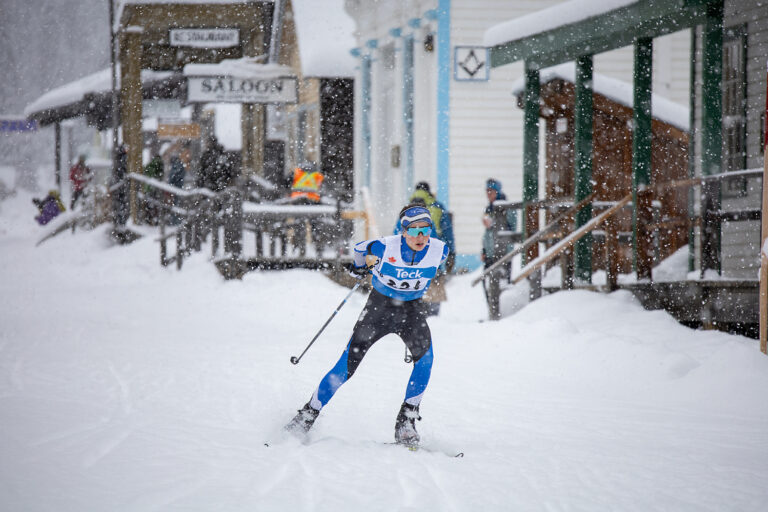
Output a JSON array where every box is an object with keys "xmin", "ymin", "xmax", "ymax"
[
  {"xmin": 349, "ymin": 257, "xmax": 379, "ymax": 280},
  {"xmin": 349, "ymin": 265, "xmax": 370, "ymax": 280}
]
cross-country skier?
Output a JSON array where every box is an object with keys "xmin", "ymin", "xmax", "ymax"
[{"xmin": 286, "ymin": 204, "xmax": 449, "ymax": 446}]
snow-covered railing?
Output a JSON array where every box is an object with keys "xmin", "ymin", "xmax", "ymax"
[
  {"xmin": 127, "ymin": 172, "xmax": 365, "ymax": 274},
  {"xmin": 128, "ymin": 172, "xmax": 216, "ymax": 198}
]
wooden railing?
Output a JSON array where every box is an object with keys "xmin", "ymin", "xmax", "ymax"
[
  {"xmin": 475, "ymin": 168, "xmax": 763, "ymax": 319},
  {"xmin": 128, "ymin": 173, "xmax": 367, "ymax": 273}
]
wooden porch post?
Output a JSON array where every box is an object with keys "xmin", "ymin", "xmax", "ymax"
[
  {"xmin": 574, "ymin": 55, "xmax": 594, "ymax": 283},
  {"xmin": 632, "ymin": 37, "xmax": 654, "ymax": 281},
  {"xmin": 241, "ymin": 104, "xmax": 265, "ymax": 176},
  {"xmin": 120, "ymin": 26, "xmax": 144, "ymax": 224},
  {"xmin": 523, "ymin": 62, "xmax": 541, "ymax": 298},
  {"xmin": 54, "ymin": 122, "xmax": 62, "ymax": 193},
  {"xmin": 241, "ymin": 24, "xmax": 266, "ymax": 178},
  {"xmin": 701, "ymin": 0, "xmax": 724, "ymax": 275}
]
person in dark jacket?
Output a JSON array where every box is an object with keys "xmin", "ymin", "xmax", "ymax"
[
  {"xmin": 197, "ymin": 137, "xmax": 235, "ymax": 192},
  {"xmin": 481, "ymin": 178, "xmax": 517, "ymax": 320},
  {"xmin": 168, "ymin": 146, "xmax": 189, "ymax": 189},
  {"xmin": 111, "ymin": 144, "xmax": 129, "ymax": 226}
]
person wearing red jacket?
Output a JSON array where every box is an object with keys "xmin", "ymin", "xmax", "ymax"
[{"xmin": 69, "ymin": 155, "xmax": 92, "ymax": 209}]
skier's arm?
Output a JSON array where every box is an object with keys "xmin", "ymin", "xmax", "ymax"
[{"xmin": 351, "ymin": 240, "xmax": 385, "ymax": 275}]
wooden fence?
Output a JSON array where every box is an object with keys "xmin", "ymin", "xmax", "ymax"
[{"xmin": 128, "ymin": 173, "xmax": 365, "ymax": 275}]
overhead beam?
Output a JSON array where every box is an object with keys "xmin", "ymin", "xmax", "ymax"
[{"xmin": 489, "ymin": 0, "xmax": 711, "ymax": 69}]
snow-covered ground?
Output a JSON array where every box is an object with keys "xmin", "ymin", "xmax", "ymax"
[{"xmin": 1, "ymin": 176, "xmax": 768, "ymax": 511}]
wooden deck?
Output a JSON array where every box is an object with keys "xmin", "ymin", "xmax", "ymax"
[{"xmin": 543, "ymin": 279, "xmax": 759, "ymax": 337}]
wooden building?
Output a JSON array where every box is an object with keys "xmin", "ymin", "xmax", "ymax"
[
  {"xmin": 515, "ymin": 68, "xmax": 690, "ymax": 274},
  {"xmin": 25, "ymin": 0, "xmax": 356, "ymax": 206}
]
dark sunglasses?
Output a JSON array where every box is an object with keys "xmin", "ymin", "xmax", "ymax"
[{"xmin": 406, "ymin": 226, "xmax": 432, "ymax": 237}]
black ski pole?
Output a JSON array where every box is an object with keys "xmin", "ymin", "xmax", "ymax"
[{"xmin": 290, "ymin": 272, "xmax": 369, "ymax": 365}]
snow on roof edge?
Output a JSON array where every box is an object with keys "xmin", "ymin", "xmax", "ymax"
[
  {"xmin": 510, "ymin": 63, "xmax": 689, "ymax": 130},
  {"xmin": 24, "ymin": 69, "xmax": 174, "ymax": 117},
  {"xmin": 184, "ymin": 58, "xmax": 294, "ymax": 78},
  {"xmin": 483, "ymin": 0, "xmax": 638, "ymax": 48}
]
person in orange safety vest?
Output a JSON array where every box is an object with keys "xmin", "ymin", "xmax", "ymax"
[{"xmin": 290, "ymin": 163, "xmax": 324, "ymax": 203}]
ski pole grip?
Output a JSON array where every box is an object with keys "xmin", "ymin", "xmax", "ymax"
[{"xmin": 290, "ymin": 356, "xmax": 300, "ymax": 365}]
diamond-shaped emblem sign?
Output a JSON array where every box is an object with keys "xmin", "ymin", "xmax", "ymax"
[{"xmin": 454, "ymin": 46, "xmax": 489, "ymax": 81}]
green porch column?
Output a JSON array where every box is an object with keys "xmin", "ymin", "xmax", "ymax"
[
  {"xmin": 523, "ymin": 62, "xmax": 541, "ymax": 298},
  {"xmin": 701, "ymin": 0, "xmax": 723, "ymax": 274},
  {"xmin": 632, "ymin": 37, "xmax": 653, "ymax": 280},
  {"xmin": 688, "ymin": 27, "xmax": 698, "ymax": 273},
  {"xmin": 574, "ymin": 55, "xmax": 594, "ymax": 283},
  {"xmin": 523, "ymin": 62, "xmax": 540, "ymax": 263}
]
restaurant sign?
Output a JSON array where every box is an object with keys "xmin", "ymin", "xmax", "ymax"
[
  {"xmin": 170, "ymin": 28, "xmax": 240, "ymax": 49},
  {"xmin": 187, "ymin": 76, "xmax": 298, "ymax": 104}
]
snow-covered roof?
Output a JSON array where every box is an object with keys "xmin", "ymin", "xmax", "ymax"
[
  {"xmin": 24, "ymin": 68, "xmax": 173, "ymax": 117},
  {"xmin": 184, "ymin": 58, "xmax": 294, "ymax": 79},
  {"xmin": 483, "ymin": 0, "xmax": 638, "ymax": 48},
  {"xmin": 291, "ymin": 0, "xmax": 356, "ymax": 78},
  {"xmin": 510, "ymin": 63, "xmax": 689, "ymax": 130}
]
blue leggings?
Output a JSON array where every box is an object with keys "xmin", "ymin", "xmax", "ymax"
[{"xmin": 309, "ymin": 290, "xmax": 433, "ymax": 410}]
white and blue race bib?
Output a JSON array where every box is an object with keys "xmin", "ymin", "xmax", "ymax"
[{"xmin": 369, "ymin": 235, "xmax": 445, "ymax": 301}]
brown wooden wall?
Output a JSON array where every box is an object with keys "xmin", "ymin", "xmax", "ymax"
[{"xmin": 537, "ymin": 79, "xmax": 689, "ymax": 273}]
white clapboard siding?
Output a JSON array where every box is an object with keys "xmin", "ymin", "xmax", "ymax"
[{"xmin": 449, "ymin": 0, "xmax": 561, "ymax": 256}]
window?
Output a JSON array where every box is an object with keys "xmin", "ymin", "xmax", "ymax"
[{"xmin": 721, "ymin": 26, "xmax": 747, "ymax": 196}]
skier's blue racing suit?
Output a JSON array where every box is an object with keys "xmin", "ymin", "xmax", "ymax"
[{"xmin": 308, "ymin": 234, "xmax": 449, "ymax": 411}]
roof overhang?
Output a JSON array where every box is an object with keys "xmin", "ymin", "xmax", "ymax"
[
  {"xmin": 25, "ymin": 70, "xmax": 184, "ymax": 129},
  {"xmin": 486, "ymin": 0, "xmax": 712, "ymax": 69}
]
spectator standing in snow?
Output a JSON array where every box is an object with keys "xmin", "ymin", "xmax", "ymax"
[
  {"xmin": 168, "ymin": 145, "xmax": 190, "ymax": 189},
  {"xmin": 197, "ymin": 137, "xmax": 234, "ymax": 192},
  {"xmin": 167, "ymin": 145, "xmax": 190, "ymax": 225},
  {"xmin": 289, "ymin": 162, "xmax": 324, "ymax": 204},
  {"xmin": 481, "ymin": 178, "xmax": 517, "ymax": 320},
  {"xmin": 287, "ymin": 162, "xmax": 325, "ymax": 254},
  {"xmin": 286, "ymin": 204, "xmax": 450, "ymax": 446},
  {"xmin": 33, "ymin": 190, "xmax": 66, "ymax": 225},
  {"xmin": 143, "ymin": 151, "xmax": 164, "ymax": 224},
  {"xmin": 68, "ymin": 155, "xmax": 91, "ymax": 210}
]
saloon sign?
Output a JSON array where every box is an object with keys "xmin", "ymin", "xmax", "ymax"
[{"xmin": 187, "ymin": 76, "xmax": 298, "ymax": 104}]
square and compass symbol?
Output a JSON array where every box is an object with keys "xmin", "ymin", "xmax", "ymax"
[{"xmin": 454, "ymin": 46, "xmax": 490, "ymax": 81}]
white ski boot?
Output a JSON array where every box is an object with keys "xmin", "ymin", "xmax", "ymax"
[{"xmin": 285, "ymin": 402, "xmax": 320, "ymax": 436}]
